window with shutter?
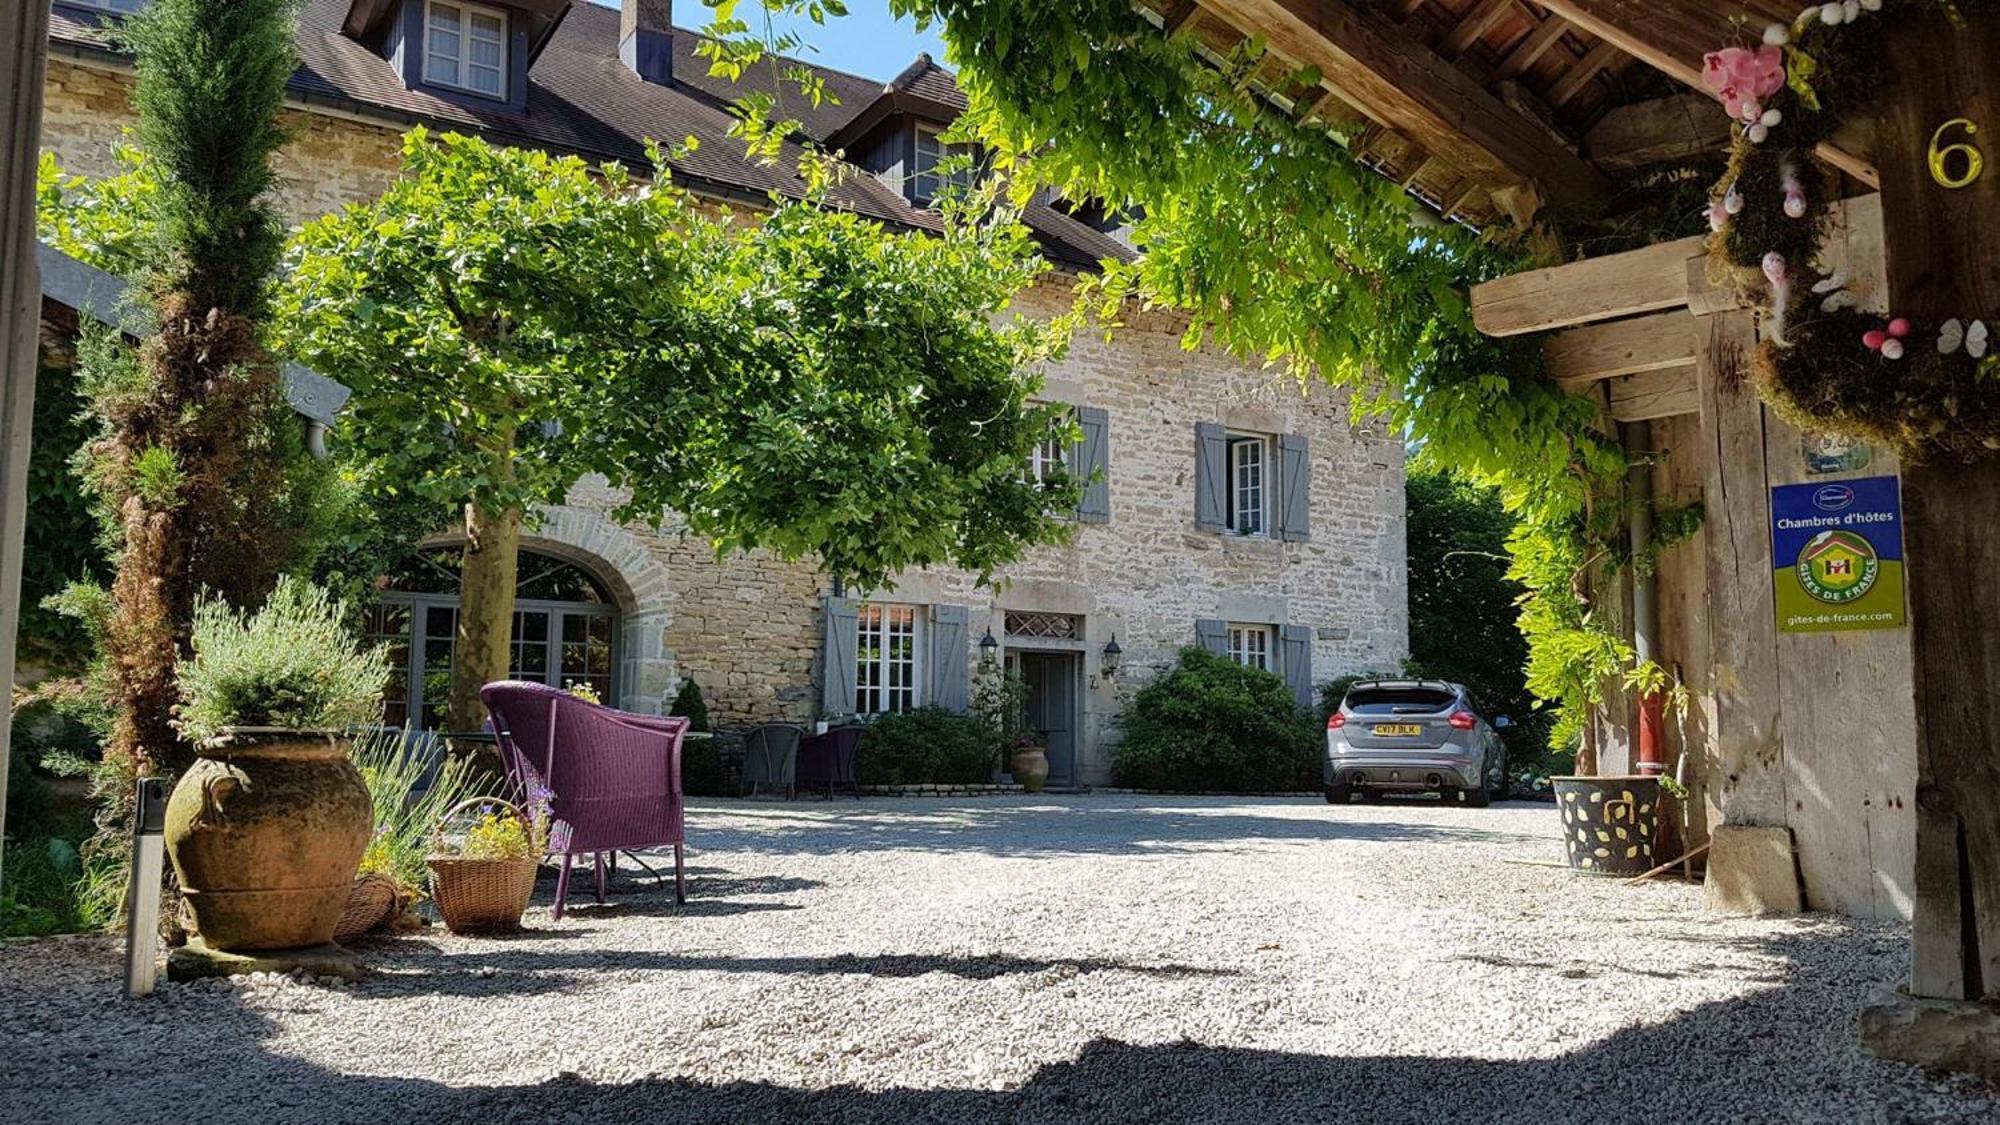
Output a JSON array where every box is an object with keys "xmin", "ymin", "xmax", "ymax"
[
  {"xmin": 1276, "ymin": 434, "xmax": 1311, "ymax": 542},
  {"xmin": 1194, "ymin": 618, "xmax": 1228, "ymax": 655},
  {"xmin": 1194, "ymin": 424, "xmax": 1228, "ymax": 532},
  {"xmin": 1280, "ymin": 624, "xmax": 1315, "ymax": 709},
  {"xmin": 822, "ymin": 597, "xmax": 860, "ymax": 716},
  {"xmin": 928, "ymin": 605, "xmax": 971, "ymax": 713},
  {"xmin": 1075, "ymin": 406, "xmax": 1111, "ymax": 523}
]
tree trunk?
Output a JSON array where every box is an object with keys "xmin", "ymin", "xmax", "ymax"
[
  {"xmin": 1878, "ymin": 10, "xmax": 2000, "ymax": 1002},
  {"xmin": 448, "ymin": 492, "xmax": 522, "ymax": 734}
]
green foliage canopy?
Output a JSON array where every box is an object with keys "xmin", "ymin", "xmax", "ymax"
[
  {"xmin": 706, "ymin": 1, "xmax": 1640, "ymax": 739},
  {"xmin": 277, "ymin": 130, "xmax": 1078, "ymax": 590}
]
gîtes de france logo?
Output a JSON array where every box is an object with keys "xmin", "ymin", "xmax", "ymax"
[{"xmin": 1796, "ymin": 529, "xmax": 1880, "ymax": 604}]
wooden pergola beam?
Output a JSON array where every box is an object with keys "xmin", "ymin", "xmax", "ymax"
[
  {"xmin": 1532, "ymin": 0, "xmax": 1878, "ymax": 185},
  {"xmin": 1469, "ymin": 232, "xmax": 1709, "ymax": 336},
  {"xmin": 1545, "ymin": 311, "xmax": 1697, "ymax": 385},
  {"xmin": 1584, "ymin": 91, "xmax": 1734, "ymax": 170},
  {"xmin": 1201, "ymin": 0, "xmax": 1606, "ymax": 208},
  {"xmin": 1606, "ymin": 364, "xmax": 1699, "ymax": 422}
]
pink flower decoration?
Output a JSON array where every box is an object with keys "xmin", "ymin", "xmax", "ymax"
[{"xmin": 1702, "ymin": 45, "xmax": 1787, "ymax": 122}]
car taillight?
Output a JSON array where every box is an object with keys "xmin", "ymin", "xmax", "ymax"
[
  {"xmin": 1327, "ymin": 713, "xmax": 1347, "ymax": 730},
  {"xmin": 1447, "ymin": 711, "xmax": 1477, "ymax": 731}
]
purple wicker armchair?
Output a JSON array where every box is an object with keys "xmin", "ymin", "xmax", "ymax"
[{"xmin": 481, "ymin": 681, "xmax": 690, "ymax": 921}]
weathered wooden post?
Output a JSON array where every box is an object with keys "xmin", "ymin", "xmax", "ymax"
[
  {"xmin": 1855, "ymin": 7, "xmax": 2000, "ymax": 1078},
  {"xmin": 1876, "ymin": 10, "xmax": 2000, "ymax": 1006},
  {"xmin": 0, "ymin": 0, "xmax": 54, "ymax": 872}
]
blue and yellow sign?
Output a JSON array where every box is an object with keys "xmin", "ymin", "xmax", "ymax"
[{"xmin": 1770, "ymin": 476, "xmax": 1907, "ymax": 634}]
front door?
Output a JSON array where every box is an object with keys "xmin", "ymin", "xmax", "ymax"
[{"xmin": 1016, "ymin": 651, "xmax": 1080, "ymax": 788}]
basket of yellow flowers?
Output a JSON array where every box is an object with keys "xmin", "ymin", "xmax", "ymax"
[{"xmin": 426, "ymin": 796, "xmax": 546, "ymax": 934}]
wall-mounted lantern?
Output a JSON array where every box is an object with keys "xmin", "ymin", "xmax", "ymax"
[
  {"xmin": 1100, "ymin": 634, "xmax": 1123, "ymax": 679},
  {"xmin": 979, "ymin": 627, "xmax": 999, "ymax": 667}
]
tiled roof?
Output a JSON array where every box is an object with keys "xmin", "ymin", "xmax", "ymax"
[
  {"xmin": 885, "ymin": 53, "xmax": 968, "ymax": 113},
  {"xmin": 46, "ymin": 0, "xmax": 1127, "ymax": 268}
]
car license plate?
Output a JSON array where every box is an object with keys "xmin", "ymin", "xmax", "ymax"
[{"xmin": 1372, "ymin": 723, "xmax": 1423, "ymax": 737}]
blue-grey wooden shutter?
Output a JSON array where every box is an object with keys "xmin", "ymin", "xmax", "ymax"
[
  {"xmin": 1194, "ymin": 422, "xmax": 1228, "ymax": 532},
  {"xmin": 1195, "ymin": 618, "xmax": 1228, "ymax": 655},
  {"xmin": 1074, "ymin": 406, "xmax": 1111, "ymax": 524},
  {"xmin": 1280, "ymin": 625, "xmax": 1314, "ymax": 710},
  {"xmin": 928, "ymin": 604, "xmax": 971, "ymax": 713},
  {"xmin": 822, "ymin": 597, "xmax": 859, "ymax": 716},
  {"xmin": 1276, "ymin": 433, "xmax": 1310, "ymax": 542}
]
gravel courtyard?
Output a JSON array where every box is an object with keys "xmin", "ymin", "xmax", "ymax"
[{"xmin": 4, "ymin": 795, "xmax": 1996, "ymax": 1124}]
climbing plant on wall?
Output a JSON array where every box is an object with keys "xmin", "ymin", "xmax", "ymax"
[
  {"xmin": 1702, "ymin": 0, "xmax": 1999, "ymax": 458},
  {"xmin": 705, "ymin": 0, "xmax": 1680, "ymax": 755}
]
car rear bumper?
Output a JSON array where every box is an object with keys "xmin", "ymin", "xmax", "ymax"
[{"xmin": 1325, "ymin": 750, "xmax": 1481, "ymax": 791}]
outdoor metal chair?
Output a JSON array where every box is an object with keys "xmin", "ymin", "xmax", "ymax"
[
  {"xmin": 742, "ymin": 723, "xmax": 805, "ymax": 800},
  {"xmin": 798, "ymin": 725, "xmax": 864, "ymax": 800},
  {"xmin": 481, "ymin": 681, "xmax": 691, "ymax": 921}
]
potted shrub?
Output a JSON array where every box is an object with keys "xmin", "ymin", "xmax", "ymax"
[{"xmin": 165, "ymin": 579, "xmax": 391, "ymax": 951}]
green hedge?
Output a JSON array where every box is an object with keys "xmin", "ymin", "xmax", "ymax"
[
  {"xmin": 1113, "ymin": 647, "xmax": 1320, "ymax": 793},
  {"xmin": 856, "ymin": 706, "xmax": 999, "ymax": 786}
]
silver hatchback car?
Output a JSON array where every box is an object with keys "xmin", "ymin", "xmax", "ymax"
[{"xmin": 1325, "ymin": 680, "xmax": 1510, "ymax": 806}]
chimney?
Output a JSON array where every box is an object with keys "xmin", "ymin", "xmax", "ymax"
[{"xmin": 621, "ymin": 0, "xmax": 673, "ymax": 85}]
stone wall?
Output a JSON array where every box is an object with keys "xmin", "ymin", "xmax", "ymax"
[
  {"xmin": 556, "ymin": 277, "xmax": 1408, "ymax": 784},
  {"xmin": 41, "ymin": 57, "xmax": 405, "ymax": 227},
  {"xmin": 36, "ymin": 54, "xmax": 1410, "ymax": 783}
]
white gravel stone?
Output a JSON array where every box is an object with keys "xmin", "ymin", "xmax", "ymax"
[{"xmin": 2, "ymin": 796, "xmax": 1996, "ymax": 1123}]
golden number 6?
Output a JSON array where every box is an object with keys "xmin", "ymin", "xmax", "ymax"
[{"xmin": 1930, "ymin": 118, "xmax": 1985, "ymax": 190}]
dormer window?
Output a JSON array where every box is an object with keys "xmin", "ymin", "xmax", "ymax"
[
  {"xmin": 913, "ymin": 124, "xmax": 977, "ymax": 205},
  {"xmin": 65, "ymin": 0, "xmax": 147, "ymax": 13},
  {"xmin": 423, "ymin": 0, "xmax": 508, "ymax": 99}
]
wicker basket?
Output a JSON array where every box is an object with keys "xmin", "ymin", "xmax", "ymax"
[
  {"xmin": 426, "ymin": 797, "xmax": 538, "ymax": 934},
  {"xmin": 333, "ymin": 873, "xmax": 401, "ymax": 943}
]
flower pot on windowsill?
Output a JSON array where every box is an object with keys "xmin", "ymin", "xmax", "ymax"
[{"xmin": 165, "ymin": 728, "xmax": 373, "ymax": 951}]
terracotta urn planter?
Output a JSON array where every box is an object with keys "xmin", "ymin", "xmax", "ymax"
[
  {"xmin": 1010, "ymin": 744, "xmax": 1050, "ymax": 794},
  {"xmin": 165, "ymin": 729, "xmax": 372, "ymax": 951}
]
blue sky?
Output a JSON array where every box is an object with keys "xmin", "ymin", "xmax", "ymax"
[
  {"xmin": 758, "ymin": 1, "xmax": 949, "ymax": 81},
  {"xmin": 611, "ymin": 1, "xmax": 950, "ymax": 84}
]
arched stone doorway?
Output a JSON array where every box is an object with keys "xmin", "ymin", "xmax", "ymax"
[{"xmin": 384, "ymin": 505, "xmax": 675, "ymax": 725}]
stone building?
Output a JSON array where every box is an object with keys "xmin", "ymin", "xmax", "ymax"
[{"xmin": 38, "ymin": 0, "xmax": 1407, "ymax": 785}]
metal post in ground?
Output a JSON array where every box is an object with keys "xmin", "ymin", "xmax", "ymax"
[{"xmin": 123, "ymin": 778, "xmax": 169, "ymax": 998}]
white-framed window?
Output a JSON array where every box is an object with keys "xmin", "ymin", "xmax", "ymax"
[
  {"xmin": 1227, "ymin": 435, "xmax": 1267, "ymax": 535},
  {"xmin": 424, "ymin": 0, "xmax": 508, "ymax": 99},
  {"xmin": 1027, "ymin": 431, "xmax": 1067, "ymax": 484},
  {"xmin": 856, "ymin": 603, "xmax": 924, "ymax": 715},
  {"xmin": 1227, "ymin": 623, "xmax": 1273, "ymax": 672},
  {"xmin": 67, "ymin": 0, "xmax": 147, "ymax": 14},
  {"xmin": 913, "ymin": 124, "xmax": 978, "ymax": 204}
]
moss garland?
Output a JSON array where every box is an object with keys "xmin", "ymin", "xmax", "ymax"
[{"xmin": 1708, "ymin": 0, "xmax": 1999, "ymax": 461}]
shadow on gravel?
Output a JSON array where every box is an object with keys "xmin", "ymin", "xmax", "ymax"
[
  {"xmin": 346, "ymin": 946, "xmax": 1230, "ymax": 1000},
  {"xmin": 690, "ymin": 800, "xmax": 1540, "ymax": 859},
  {"xmin": 12, "ymin": 928, "xmax": 1993, "ymax": 1125}
]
